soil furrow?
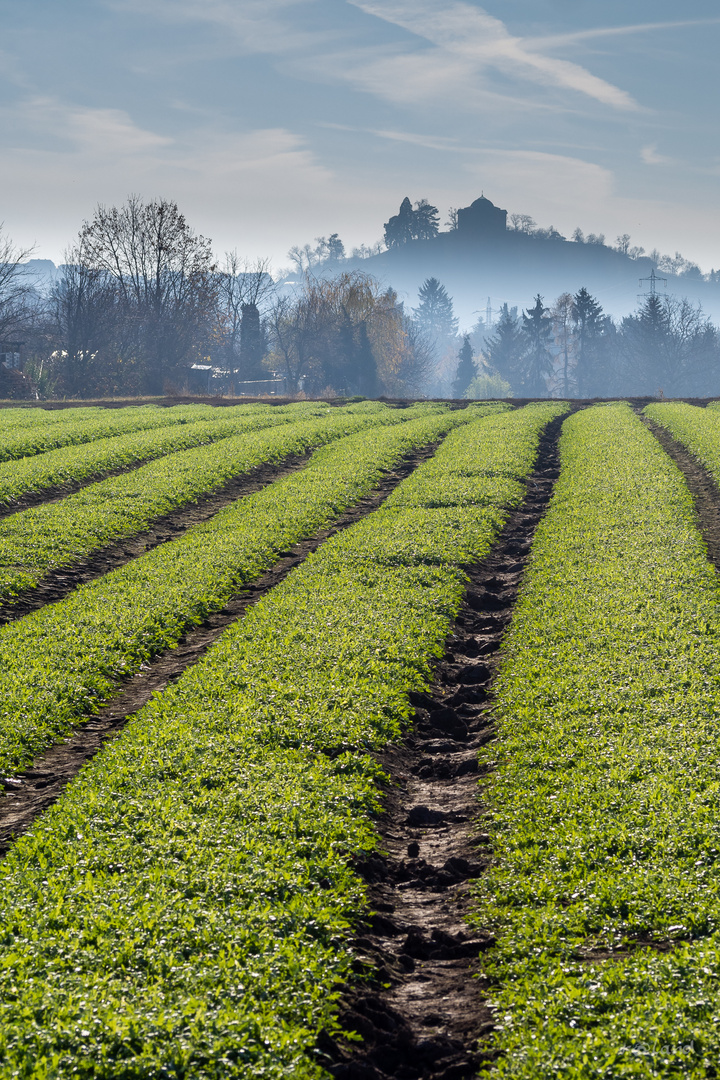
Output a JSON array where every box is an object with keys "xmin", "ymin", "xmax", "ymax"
[
  {"xmin": 642, "ymin": 416, "xmax": 720, "ymax": 566},
  {"xmin": 0, "ymin": 453, "xmax": 312, "ymax": 627},
  {"xmin": 0, "ymin": 451, "xmax": 226, "ymax": 520},
  {"xmin": 0, "ymin": 443, "xmax": 440, "ymax": 856},
  {"xmin": 323, "ymin": 413, "xmax": 568, "ymax": 1080}
]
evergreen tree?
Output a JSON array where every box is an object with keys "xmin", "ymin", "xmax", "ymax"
[
  {"xmin": 383, "ymin": 198, "xmax": 440, "ymax": 247},
  {"xmin": 620, "ymin": 294, "xmax": 676, "ymax": 395},
  {"xmin": 413, "ymin": 199, "xmax": 440, "ymax": 241},
  {"xmin": 238, "ymin": 302, "xmax": 267, "ymax": 379},
  {"xmin": 614, "ymin": 294, "xmax": 720, "ymax": 397},
  {"xmin": 413, "ymin": 278, "xmax": 459, "ymax": 340},
  {"xmin": 315, "ymin": 233, "xmax": 345, "ymax": 261},
  {"xmin": 482, "ymin": 304, "xmax": 524, "ymax": 391},
  {"xmin": 325, "ymin": 233, "xmax": 345, "ymax": 260},
  {"xmin": 572, "ymin": 287, "xmax": 605, "ymax": 396},
  {"xmin": 452, "ymin": 336, "xmax": 477, "ymax": 398},
  {"xmin": 384, "ymin": 198, "xmax": 415, "ymax": 249},
  {"xmin": 354, "ymin": 321, "xmax": 379, "ymax": 397},
  {"xmin": 520, "ymin": 295, "xmax": 553, "ymax": 397}
]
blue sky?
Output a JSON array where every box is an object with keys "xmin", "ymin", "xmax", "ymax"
[{"xmin": 1, "ymin": 0, "xmax": 719, "ymax": 270}]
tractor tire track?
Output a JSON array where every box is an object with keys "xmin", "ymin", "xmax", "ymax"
[
  {"xmin": 0, "ymin": 443, "xmax": 440, "ymax": 856},
  {"xmin": 322, "ymin": 412, "xmax": 568, "ymax": 1080}
]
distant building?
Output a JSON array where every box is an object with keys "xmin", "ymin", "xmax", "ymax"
[
  {"xmin": 457, "ymin": 196, "xmax": 507, "ymax": 238},
  {"xmin": 0, "ymin": 342, "xmax": 23, "ymax": 369}
]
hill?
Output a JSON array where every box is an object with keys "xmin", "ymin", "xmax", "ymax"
[{"xmin": 344, "ymin": 196, "xmax": 720, "ymax": 326}]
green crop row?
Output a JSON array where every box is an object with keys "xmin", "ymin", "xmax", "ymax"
[
  {"xmin": 0, "ymin": 405, "xmax": 230, "ymax": 429},
  {"xmin": 0, "ymin": 403, "xmax": 271, "ymax": 462},
  {"xmin": 0, "ymin": 404, "xmax": 485, "ymax": 776},
  {"xmin": 0, "ymin": 402, "xmax": 421, "ymax": 605},
  {"xmin": 645, "ymin": 400, "xmax": 720, "ymax": 485},
  {"xmin": 470, "ymin": 402, "xmax": 720, "ymax": 1078},
  {"xmin": 0, "ymin": 402, "xmax": 368, "ymax": 508},
  {"xmin": 0, "ymin": 406, "xmax": 144, "ymax": 429},
  {"xmin": 0, "ymin": 401, "xmax": 390, "ymax": 435},
  {"xmin": 0, "ymin": 402, "xmax": 562, "ymax": 1078}
]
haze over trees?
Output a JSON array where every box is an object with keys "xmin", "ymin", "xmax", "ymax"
[
  {"xmin": 0, "ymin": 229, "xmax": 37, "ymax": 397},
  {"xmin": 215, "ymin": 252, "xmax": 274, "ymax": 390},
  {"xmin": 75, "ymin": 196, "xmax": 217, "ymax": 395},
  {"xmin": 266, "ymin": 271, "xmax": 436, "ymax": 398},
  {"xmin": 451, "ymin": 337, "xmax": 477, "ymax": 399},
  {"xmin": 4, "ymin": 192, "xmax": 720, "ymax": 400}
]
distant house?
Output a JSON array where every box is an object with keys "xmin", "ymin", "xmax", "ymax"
[
  {"xmin": 457, "ymin": 196, "xmax": 507, "ymax": 238},
  {"xmin": 0, "ymin": 342, "xmax": 23, "ymax": 369}
]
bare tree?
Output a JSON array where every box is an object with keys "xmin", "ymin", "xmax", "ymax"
[
  {"xmin": 79, "ymin": 196, "xmax": 217, "ymax": 393},
  {"xmin": 216, "ymin": 253, "xmax": 274, "ymax": 388},
  {"xmin": 287, "ymin": 244, "xmax": 322, "ymax": 276},
  {"xmin": 0, "ymin": 226, "xmax": 35, "ymax": 344},
  {"xmin": 267, "ymin": 271, "xmax": 427, "ymax": 397},
  {"xmin": 350, "ymin": 241, "xmax": 384, "ymax": 259},
  {"xmin": 266, "ymin": 291, "xmax": 315, "ymax": 394},
  {"xmin": 287, "ymin": 235, "xmax": 346, "ymax": 276},
  {"xmin": 49, "ymin": 247, "xmax": 122, "ymax": 396},
  {"xmin": 551, "ymin": 293, "xmax": 576, "ymax": 397},
  {"xmin": 509, "ymin": 214, "xmax": 537, "ymax": 235}
]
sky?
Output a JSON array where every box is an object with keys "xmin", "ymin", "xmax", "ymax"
[{"xmin": 1, "ymin": 0, "xmax": 719, "ymax": 273}]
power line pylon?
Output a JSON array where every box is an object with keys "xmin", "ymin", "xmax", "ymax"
[{"xmin": 638, "ymin": 268, "xmax": 667, "ymax": 302}]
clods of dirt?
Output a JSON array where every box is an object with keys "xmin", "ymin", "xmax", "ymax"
[{"xmin": 322, "ymin": 414, "xmax": 568, "ymax": 1080}]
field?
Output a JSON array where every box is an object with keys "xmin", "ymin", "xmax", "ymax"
[{"xmin": 1, "ymin": 397, "xmax": 720, "ymax": 1078}]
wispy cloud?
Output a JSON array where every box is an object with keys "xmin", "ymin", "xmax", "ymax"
[
  {"xmin": 321, "ymin": 122, "xmax": 468, "ymax": 152},
  {"xmin": 533, "ymin": 18, "xmax": 720, "ymax": 50},
  {"xmin": 641, "ymin": 144, "xmax": 674, "ymax": 166},
  {"xmin": 106, "ymin": 0, "xmax": 334, "ymax": 55},
  {"xmin": 106, "ymin": 0, "xmax": 642, "ymax": 114},
  {"xmin": 349, "ymin": 0, "xmax": 640, "ymax": 110},
  {"xmin": 0, "ymin": 98, "xmax": 364, "ymax": 260},
  {"xmin": 2, "ymin": 97, "xmax": 172, "ymax": 155}
]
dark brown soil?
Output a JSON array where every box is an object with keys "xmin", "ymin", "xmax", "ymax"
[
  {"xmin": 2, "ymin": 395, "xmax": 717, "ymax": 412},
  {"xmin": 0, "ymin": 454, "xmax": 315, "ymax": 627},
  {"xmin": 321, "ymin": 413, "xmax": 568, "ymax": 1080},
  {"xmin": 642, "ymin": 416, "xmax": 720, "ymax": 566},
  {"xmin": 0, "ymin": 443, "xmax": 440, "ymax": 856}
]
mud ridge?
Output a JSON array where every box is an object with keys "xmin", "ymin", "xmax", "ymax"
[
  {"xmin": 0, "ymin": 454, "xmax": 317, "ymax": 627},
  {"xmin": 642, "ymin": 416, "xmax": 720, "ymax": 566},
  {"xmin": 322, "ymin": 413, "xmax": 568, "ymax": 1080},
  {"xmin": 0, "ymin": 443, "xmax": 440, "ymax": 856}
]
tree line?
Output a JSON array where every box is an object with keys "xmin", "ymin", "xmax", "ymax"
[
  {"xmin": 2, "ymin": 194, "xmax": 720, "ymax": 400},
  {"xmin": 463, "ymin": 289, "xmax": 720, "ymax": 400},
  {"xmin": 0, "ymin": 197, "xmax": 435, "ymax": 399},
  {"xmin": 388, "ymin": 275, "xmax": 720, "ymax": 400}
]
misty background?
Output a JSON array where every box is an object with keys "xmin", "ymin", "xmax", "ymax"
[{"xmin": 1, "ymin": 1, "xmax": 719, "ymax": 399}]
